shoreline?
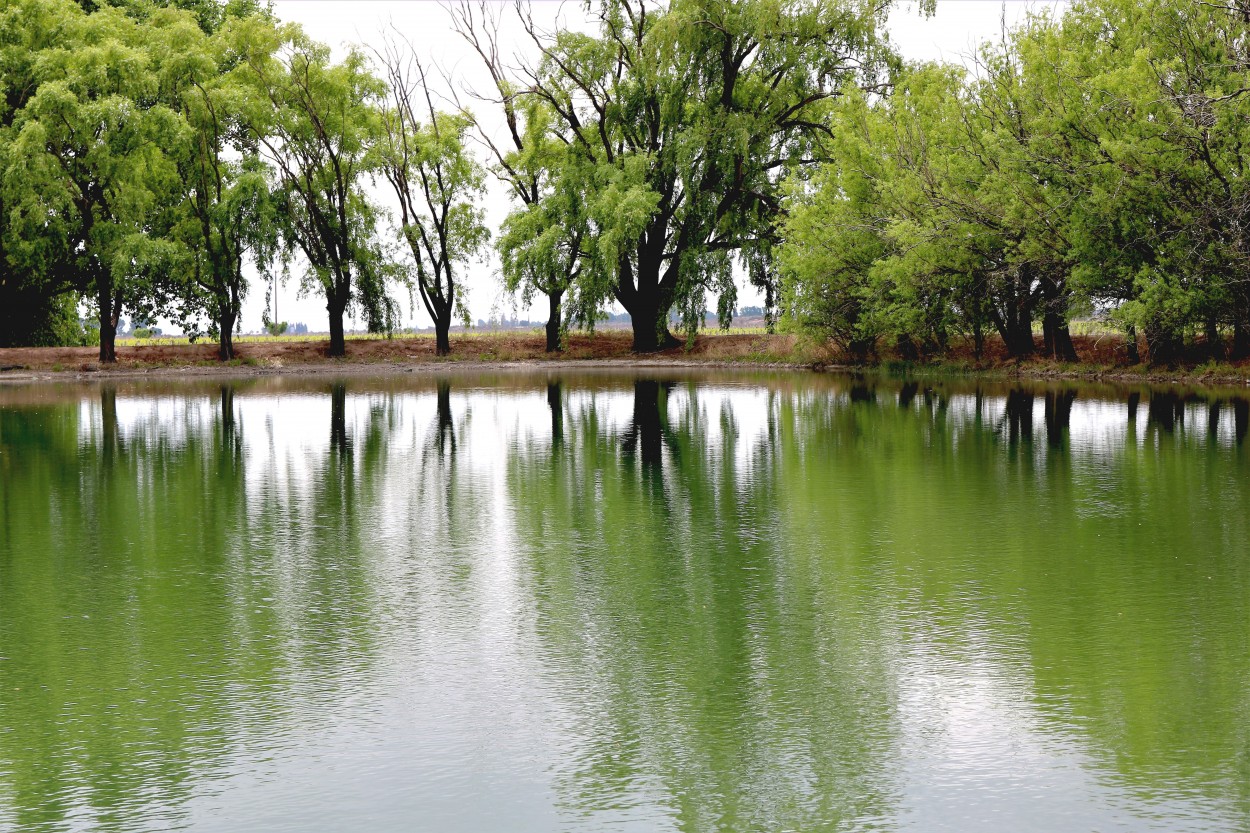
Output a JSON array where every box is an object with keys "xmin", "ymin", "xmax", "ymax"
[
  {"xmin": 2, "ymin": 332, "xmax": 1249, "ymax": 391},
  {"xmin": 0, "ymin": 356, "xmax": 812, "ymax": 384}
]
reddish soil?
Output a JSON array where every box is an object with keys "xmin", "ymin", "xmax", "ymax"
[
  {"xmin": 1, "ymin": 330, "xmax": 1248, "ymax": 388},
  {"xmin": 0, "ymin": 331, "xmax": 806, "ymax": 375}
]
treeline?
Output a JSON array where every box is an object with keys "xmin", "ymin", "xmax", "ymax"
[
  {"xmin": 1, "ymin": 0, "xmax": 906, "ymax": 360},
  {"xmin": 11, "ymin": 0, "xmax": 1243, "ymax": 367},
  {"xmin": 778, "ymin": 0, "xmax": 1250, "ymax": 365},
  {"xmin": 0, "ymin": 0, "xmax": 500, "ymax": 360}
]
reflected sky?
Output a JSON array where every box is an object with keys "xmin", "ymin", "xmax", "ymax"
[{"xmin": 1, "ymin": 371, "xmax": 1247, "ymax": 832}]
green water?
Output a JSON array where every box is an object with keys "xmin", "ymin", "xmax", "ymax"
[{"xmin": 0, "ymin": 371, "xmax": 1247, "ymax": 832}]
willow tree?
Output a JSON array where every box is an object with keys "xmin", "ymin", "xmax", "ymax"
[
  {"xmin": 375, "ymin": 45, "xmax": 488, "ymax": 356},
  {"xmin": 158, "ymin": 10, "xmax": 278, "ymax": 359},
  {"xmin": 236, "ymin": 22, "xmax": 396, "ymax": 357},
  {"xmin": 871, "ymin": 58, "xmax": 1077, "ymax": 362},
  {"xmin": 453, "ymin": 3, "xmax": 594, "ymax": 352},
  {"xmin": 779, "ymin": 67, "xmax": 1007, "ymax": 361},
  {"xmin": 0, "ymin": 0, "xmax": 88, "ymax": 346},
  {"xmin": 493, "ymin": 107, "xmax": 593, "ymax": 352},
  {"xmin": 781, "ymin": 0, "xmax": 1250, "ymax": 366},
  {"xmin": 775, "ymin": 85, "xmax": 893, "ymax": 357},
  {"xmin": 509, "ymin": 0, "xmax": 900, "ymax": 351},
  {"xmin": 8, "ymin": 1, "xmax": 187, "ymax": 362}
]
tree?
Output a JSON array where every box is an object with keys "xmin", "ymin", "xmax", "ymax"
[
  {"xmin": 0, "ymin": 0, "xmax": 92, "ymax": 347},
  {"xmin": 776, "ymin": 87, "xmax": 890, "ymax": 358},
  {"xmin": 1044, "ymin": 0, "xmax": 1250, "ymax": 362},
  {"xmin": 493, "ymin": 115, "xmax": 593, "ymax": 352},
  {"xmin": 781, "ymin": 0, "xmax": 1250, "ymax": 366},
  {"xmin": 374, "ymin": 42, "xmax": 488, "ymax": 357},
  {"xmin": 7, "ymin": 1, "xmax": 188, "ymax": 362},
  {"xmin": 236, "ymin": 22, "xmax": 396, "ymax": 357},
  {"xmin": 780, "ymin": 67, "xmax": 1018, "ymax": 361},
  {"xmin": 453, "ymin": 3, "xmax": 594, "ymax": 352},
  {"xmin": 506, "ymin": 0, "xmax": 899, "ymax": 352},
  {"xmin": 158, "ymin": 9, "xmax": 279, "ymax": 359}
]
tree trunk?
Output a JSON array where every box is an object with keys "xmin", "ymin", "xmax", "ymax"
[
  {"xmin": 847, "ymin": 338, "xmax": 873, "ymax": 362},
  {"xmin": 990, "ymin": 305, "xmax": 1034, "ymax": 360},
  {"xmin": 1205, "ymin": 317, "xmax": 1225, "ymax": 361},
  {"xmin": 545, "ymin": 290, "xmax": 562, "ymax": 353},
  {"xmin": 619, "ymin": 251, "xmax": 678, "ymax": 353},
  {"xmin": 996, "ymin": 265, "xmax": 1038, "ymax": 360},
  {"xmin": 627, "ymin": 302, "xmax": 678, "ymax": 352},
  {"xmin": 1125, "ymin": 324, "xmax": 1141, "ymax": 364},
  {"xmin": 1145, "ymin": 324, "xmax": 1183, "ymax": 366},
  {"xmin": 1232, "ymin": 320, "xmax": 1250, "ymax": 360},
  {"xmin": 1043, "ymin": 309, "xmax": 1079, "ymax": 362},
  {"xmin": 328, "ymin": 300, "xmax": 346, "ymax": 357},
  {"xmin": 97, "ymin": 286, "xmax": 119, "ymax": 364},
  {"xmin": 1008, "ymin": 321, "xmax": 1035, "ymax": 359},
  {"xmin": 218, "ymin": 305, "xmax": 236, "ymax": 361},
  {"xmin": 435, "ymin": 320, "xmax": 451, "ymax": 356},
  {"xmin": 896, "ymin": 334, "xmax": 919, "ymax": 361}
]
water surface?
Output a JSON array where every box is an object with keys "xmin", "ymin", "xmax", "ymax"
[{"xmin": 1, "ymin": 370, "xmax": 1247, "ymax": 832}]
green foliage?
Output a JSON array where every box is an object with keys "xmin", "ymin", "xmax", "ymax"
[
  {"xmin": 6, "ymin": 0, "xmax": 1249, "ymax": 369},
  {"xmin": 375, "ymin": 48, "xmax": 489, "ymax": 355},
  {"xmin": 491, "ymin": 100, "xmax": 595, "ymax": 347},
  {"xmin": 154, "ymin": 8, "xmax": 281, "ymax": 358},
  {"xmin": 0, "ymin": 0, "xmax": 397, "ymax": 358},
  {"xmin": 485, "ymin": 0, "xmax": 899, "ymax": 351},
  {"xmin": 234, "ymin": 22, "xmax": 396, "ymax": 355},
  {"xmin": 7, "ymin": 1, "xmax": 192, "ymax": 360},
  {"xmin": 779, "ymin": 0, "xmax": 1250, "ymax": 365}
]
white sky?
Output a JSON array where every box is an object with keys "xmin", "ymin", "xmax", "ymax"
[{"xmin": 215, "ymin": 0, "xmax": 1065, "ymax": 335}]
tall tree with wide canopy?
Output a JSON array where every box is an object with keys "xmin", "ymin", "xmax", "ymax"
[
  {"xmin": 0, "ymin": 0, "xmax": 89, "ymax": 346},
  {"xmin": 509, "ymin": 0, "xmax": 899, "ymax": 351},
  {"xmin": 1033, "ymin": 0, "xmax": 1250, "ymax": 362},
  {"xmin": 779, "ymin": 67, "xmax": 1012, "ymax": 361},
  {"xmin": 7, "ymin": 0, "xmax": 188, "ymax": 361},
  {"xmin": 235, "ymin": 21, "xmax": 396, "ymax": 357}
]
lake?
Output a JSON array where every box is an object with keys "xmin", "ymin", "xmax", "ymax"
[{"xmin": 1, "ymin": 369, "xmax": 1247, "ymax": 832}]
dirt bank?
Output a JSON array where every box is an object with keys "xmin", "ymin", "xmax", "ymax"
[
  {"xmin": 0, "ymin": 332, "xmax": 810, "ymax": 382},
  {"xmin": 2, "ymin": 331, "xmax": 1249, "ymax": 389}
]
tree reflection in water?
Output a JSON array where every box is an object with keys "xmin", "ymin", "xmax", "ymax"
[{"xmin": 0, "ymin": 373, "xmax": 1248, "ymax": 831}]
